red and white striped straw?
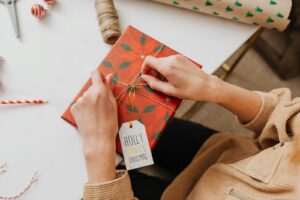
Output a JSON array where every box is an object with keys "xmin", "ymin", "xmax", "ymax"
[{"xmin": 0, "ymin": 100, "xmax": 48, "ymax": 105}]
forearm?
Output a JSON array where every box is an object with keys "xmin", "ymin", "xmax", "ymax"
[
  {"xmin": 83, "ymin": 139, "xmax": 117, "ymax": 184},
  {"xmin": 213, "ymin": 78, "xmax": 262, "ymax": 123}
]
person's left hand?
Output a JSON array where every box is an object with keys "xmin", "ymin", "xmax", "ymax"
[{"xmin": 71, "ymin": 70, "xmax": 118, "ymax": 183}]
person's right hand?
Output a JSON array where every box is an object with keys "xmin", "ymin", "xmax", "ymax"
[{"xmin": 141, "ymin": 55, "xmax": 222, "ymax": 103}]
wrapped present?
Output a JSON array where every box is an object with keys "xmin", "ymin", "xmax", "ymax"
[
  {"xmin": 62, "ymin": 26, "xmax": 202, "ymax": 153},
  {"xmin": 151, "ymin": 0, "xmax": 292, "ymax": 31}
]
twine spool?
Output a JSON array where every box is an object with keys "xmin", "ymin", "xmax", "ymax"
[{"xmin": 95, "ymin": 0, "xmax": 121, "ymax": 44}]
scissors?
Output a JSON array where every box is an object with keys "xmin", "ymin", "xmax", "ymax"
[{"xmin": 0, "ymin": 0, "xmax": 20, "ymax": 38}]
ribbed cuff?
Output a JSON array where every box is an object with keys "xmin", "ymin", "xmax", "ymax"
[
  {"xmin": 83, "ymin": 170, "xmax": 134, "ymax": 200},
  {"xmin": 242, "ymin": 91, "xmax": 278, "ymax": 136}
]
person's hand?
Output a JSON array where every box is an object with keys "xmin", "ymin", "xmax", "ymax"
[
  {"xmin": 142, "ymin": 55, "xmax": 262, "ymax": 123},
  {"xmin": 141, "ymin": 55, "xmax": 222, "ymax": 103},
  {"xmin": 71, "ymin": 70, "xmax": 118, "ymax": 183}
]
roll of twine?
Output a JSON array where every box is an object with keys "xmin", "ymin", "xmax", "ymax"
[{"xmin": 95, "ymin": 0, "xmax": 121, "ymax": 44}]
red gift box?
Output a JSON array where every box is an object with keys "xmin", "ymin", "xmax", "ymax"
[{"xmin": 62, "ymin": 26, "xmax": 202, "ymax": 153}]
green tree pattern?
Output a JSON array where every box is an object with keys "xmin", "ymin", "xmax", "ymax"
[{"xmin": 162, "ymin": 0, "xmax": 288, "ymax": 29}]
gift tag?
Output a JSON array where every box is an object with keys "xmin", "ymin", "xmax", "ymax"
[{"xmin": 119, "ymin": 120, "xmax": 154, "ymax": 170}]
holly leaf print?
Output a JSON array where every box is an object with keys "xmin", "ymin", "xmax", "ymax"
[
  {"xmin": 234, "ymin": 0, "xmax": 242, "ymax": 7},
  {"xmin": 226, "ymin": 5, "xmax": 233, "ymax": 12},
  {"xmin": 119, "ymin": 61, "xmax": 131, "ymax": 69},
  {"xmin": 137, "ymin": 118, "xmax": 143, "ymax": 124},
  {"xmin": 143, "ymin": 105, "xmax": 156, "ymax": 113},
  {"xmin": 164, "ymin": 113, "xmax": 170, "ymax": 122},
  {"xmin": 144, "ymin": 85, "xmax": 155, "ymax": 93},
  {"xmin": 138, "ymin": 71, "xmax": 143, "ymax": 80},
  {"xmin": 102, "ymin": 60, "xmax": 112, "ymax": 68},
  {"xmin": 276, "ymin": 12, "xmax": 284, "ymax": 18},
  {"xmin": 255, "ymin": 6, "xmax": 263, "ymax": 13},
  {"xmin": 152, "ymin": 132, "xmax": 161, "ymax": 139},
  {"xmin": 126, "ymin": 104, "xmax": 138, "ymax": 113},
  {"xmin": 270, "ymin": 0, "xmax": 277, "ymax": 5},
  {"xmin": 140, "ymin": 34, "xmax": 146, "ymax": 45},
  {"xmin": 246, "ymin": 11, "xmax": 254, "ymax": 17},
  {"xmin": 154, "ymin": 45, "xmax": 165, "ymax": 52},
  {"xmin": 112, "ymin": 73, "xmax": 118, "ymax": 85},
  {"xmin": 121, "ymin": 44, "xmax": 132, "ymax": 51}
]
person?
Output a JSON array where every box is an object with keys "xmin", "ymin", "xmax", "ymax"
[{"xmin": 71, "ymin": 55, "xmax": 300, "ymax": 200}]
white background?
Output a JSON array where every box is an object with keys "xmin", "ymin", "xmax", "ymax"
[{"xmin": 0, "ymin": 0, "xmax": 257, "ymax": 199}]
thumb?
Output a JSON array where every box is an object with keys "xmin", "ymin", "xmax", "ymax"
[
  {"xmin": 142, "ymin": 74, "xmax": 175, "ymax": 96},
  {"xmin": 105, "ymin": 73, "xmax": 114, "ymax": 87},
  {"xmin": 105, "ymin": 73, "xmax": 115, "ymax": 96}
]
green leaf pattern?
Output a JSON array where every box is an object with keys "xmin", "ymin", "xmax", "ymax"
[
  {"xmin": 140, "ymin": 34, "xmax": 146, "ymax": 45},
  {"xmin": 143, "ymin": 105, "xmax": 156, "ymax": 113},
  {"xmin": 119, "ymin": 61, "xmax": 131, "ymax": 69},
  {"xmin": 152, "ymin": 132, "xmax": 161, "ymax": 139},
  {"xmin": 121, "ymin": 44, "xmax": 132, "ymax": 51},
  {"xmin": 102, "ymin": 60, "xmax": 112, "ymax": 68},
  {"xmin": 144, "ymin": 85, "xmax": 155, "ymax": 93},
  {"xmin": 112, "ymin": 73, "xmax": 118, "ymax": 85},
  {"xmin": 126, "ymin": 104, "xmax": 138, "ymax": 113},
  {"xmin": 154, "ymin": 45, "xmax": 165, "ymax": 52},
  {"xmin": 164, "ymin": 113, "xmax": 170, "ymax": 122}
]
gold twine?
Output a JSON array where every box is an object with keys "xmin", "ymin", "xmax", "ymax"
[{"xmin": 95, "ymin": 0, "xmax": 121, "ymax": 44}]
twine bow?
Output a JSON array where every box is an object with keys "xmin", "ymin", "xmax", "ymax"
[{"xmin": 109, "ymin": 45, "xmax": 175, "ymax": 127}]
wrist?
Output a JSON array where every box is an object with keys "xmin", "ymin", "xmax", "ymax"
[
  {"xmin": 83, "ymin": 140, "xmax": 117, "ymax": 183},
  {"xmin": 83, "ymin": 138, "xmax": 116, "ymax": 160},
  {"xmin": 213, "ymin": 79, "xmax": 235, "ymax": 105},
  {"xmin": 202, "ymin": 75, "xmax": 226, "ymax": 103}
]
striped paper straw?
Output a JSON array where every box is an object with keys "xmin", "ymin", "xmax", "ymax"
[{"xmin": 0, "ymin": 99, "xmax": 48, "ymax": 105}]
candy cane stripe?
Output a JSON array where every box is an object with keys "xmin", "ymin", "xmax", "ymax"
[{"xmin": 0, "ymin": 100, "xmax": 47, "ymax": 105}]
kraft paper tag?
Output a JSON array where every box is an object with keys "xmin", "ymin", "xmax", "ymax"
[{"xmin": 119, "ymin": 120, "xmax": 154, "ymax": 170}]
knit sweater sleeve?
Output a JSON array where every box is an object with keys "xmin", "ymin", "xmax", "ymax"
[
  {"xmin": 242, "ymin": 90, "xmax": 279, "ymax": 134},
  {"xmin": 242, "ymin": 88, "xmax": 300, "ymax": 147},
  {"xmin": 83, "ymin": 170, "xmax": 138, "ymax": 200}
]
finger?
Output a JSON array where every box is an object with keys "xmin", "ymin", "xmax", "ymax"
[
  {"xmin": 105, "ymin": 73, "xmax": 114, "ymax": 88},
  {"xmin": 142, "ymin": 74, "xmax": 175, "ymax": 95},
  {"xmin": 104, "ymin": 73, "xmax": 115, "ymax": 97},
  {"xmin": 142, "ymin": 56, "xmax": 168, "ymax": 77},
  {"xmin": 91, "ymin": 70, "xmax": 104, "ymax": 90}
]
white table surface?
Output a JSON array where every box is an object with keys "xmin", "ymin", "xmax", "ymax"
[{"xmin": 0, "ymin": 0, "xmax": 258, "ymax": 199}]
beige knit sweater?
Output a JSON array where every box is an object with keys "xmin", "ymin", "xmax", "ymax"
[{"xmin": 83, "ymin": 88, "xmax": 300, "ymax": 200}]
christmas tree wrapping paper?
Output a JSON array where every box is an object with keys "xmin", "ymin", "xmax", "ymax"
[
  {"xmin": 151, "ymin": 0, "xmax": 292, "ymax": 31},
  {"xmin": 62, "ymin": 26, "xmax": 202, "ymax": 154}
]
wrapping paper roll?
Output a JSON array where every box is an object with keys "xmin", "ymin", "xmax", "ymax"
[{"xmin": 151, "ymin": 0, "xmax": 292, "ymax": 31}]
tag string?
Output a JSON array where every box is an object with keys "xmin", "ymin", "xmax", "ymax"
[
  {"xmin": 128, "ymin": 87, "xmax": 136, "ymax": 128},
  {"xmin": 108, "ymin": 44, "xmax": 175, "ymax": 126},
  {"xmin": 0, "ymin": 164, "xmax": 38, "ymax": 200}
]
